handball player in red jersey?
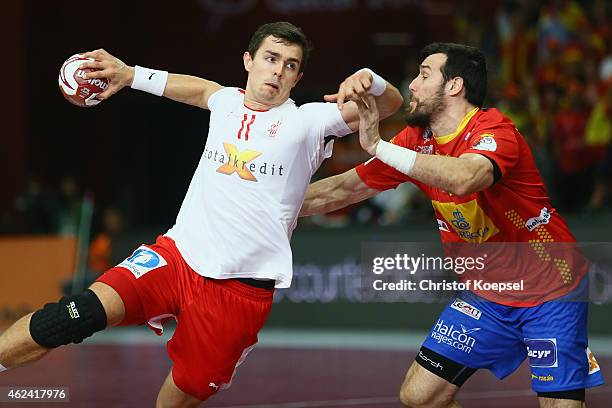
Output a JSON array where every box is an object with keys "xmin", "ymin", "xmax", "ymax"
[{"xmin": 301, "ymin": 43, "xmax": 604, "ymax": 408}]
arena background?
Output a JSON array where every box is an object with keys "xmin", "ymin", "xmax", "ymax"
[{"xmin": 2, "ymin": 0, "xmax": 611, "ymax": 406}]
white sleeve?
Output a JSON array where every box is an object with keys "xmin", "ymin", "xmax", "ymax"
[
  {"xmin": 207, "ymin": 86, "xmax": 235, "ymax": 111},
  {"xmin": 299, "ymin": 102, "xmax": 354, "ymax": 167},
  {"xmin": 299, "ymin": 102, "xmax": 353, "ymax": 138}
]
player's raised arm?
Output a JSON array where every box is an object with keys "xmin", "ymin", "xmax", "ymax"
[
  {"xmin": 325, "ymin": 68, "xmax": 403, "ymax": 131},
  {"xmin": 356, "ymin": 95, "xmax": 495, "ymax": 197},
  {"xmin": 299, "ymin": 169, "xmax": 380, "ymax": 217},
  {"xmin": 79, "ymin": 49, "xmax": 222, "ymax": 110}
]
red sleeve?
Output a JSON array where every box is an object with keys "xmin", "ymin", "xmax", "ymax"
[
  {"xmin": 462, "ymin": 124, "xmax": 519, "ymax": 178},
  {"xmin": 354, "ymin": 128, "xmax": 420, "ymax": 191}
]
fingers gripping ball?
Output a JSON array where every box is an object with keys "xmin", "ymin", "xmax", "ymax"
[{"xmin": 58, "ymin": 54, "xmax": 109, "ymax": 107}]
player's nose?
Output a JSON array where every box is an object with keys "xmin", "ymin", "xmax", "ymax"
[
  {"xmin": 273, "ymin": 62, "xmax": 283, "ymax": 77},
  {"xmin": 409, "ymin": 77, "xmax": 418, "ymax": 94}
]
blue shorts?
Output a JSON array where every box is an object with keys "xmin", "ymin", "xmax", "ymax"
[{"xmin": 422, "ymin": 282, "xmax": 605, "ymax": 392}]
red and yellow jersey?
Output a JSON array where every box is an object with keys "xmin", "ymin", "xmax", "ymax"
[{"xmin": 356, "ymin": 108, "xmax": 587, "ymax": 305}]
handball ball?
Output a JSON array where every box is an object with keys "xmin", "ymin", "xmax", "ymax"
[{"xmin": 58, "ymin": 54, "xmax": 109, "ymax": 107}]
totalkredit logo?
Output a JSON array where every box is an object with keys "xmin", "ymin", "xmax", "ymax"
[
  {"xmin": 208, "ymin": 143, "xmax": 285, "ymax": 182},
  {"xmin": 216, "ymin": 142, "xmax": 262, "ymax": 181}
]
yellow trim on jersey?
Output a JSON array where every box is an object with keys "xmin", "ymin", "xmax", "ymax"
[{"xmin": 434, "ymin": 107, "xmax": 480, "ymax": 145}]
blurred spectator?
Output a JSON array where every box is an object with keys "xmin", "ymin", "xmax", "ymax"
[
  {"xmin": 454, "ymin": 0, "xmax": 486, "ymax": 51},
  {"xmin": 585, "ymin": 0, "xmax": 609, "ymax": 61},
  {"xmin": 55, "ymin": 176, "xmax": 82, "ymax": 236},
  {"xmin": 600, "ymin": 53, "xmax": 612, "ymax": 84},
  {"xmin": 550, "ymin": 84, "xmax": 593, "ymax": 211},
  {"xmin": 88, "ymin": 208, "xmax": 124, "ymax": 274},
  {"xmin": 586, "ymin": 82, "xmax": 612, "ymax": 211},
  {"xmin": 599, "ymin": 37, "xmax": 612, "ymax": 86},
  {"xmin": 535, "ymin": 39, "xmax": 565, "ymax": 94},
  {"xmin": 62, "ymin": 207, "xmax": 125, "ymax": 295},
  {"xmin": 589, "ymin": 144, "xmax": 612, "ymax": 212},
  {"xmin": 13, "ymin": 177, "xmax": 56, "ymax": 234},
  {"xmin": 537, "ymin": 0, "xmax": 585, "ymax": 61},
  {"xmin": 497, "ymin": 83, "xmax": 534, "ymax": 136},
  {"xmin": 532, "ymin": 84, "xmax": 562, "ymax": 198},
  {"xmin": 534, "ymin": 85, "xmax": 562, "ymax": 147},
  {"xmin": 497, "ymin": 0, "xmax": 537, "ymax": 84}
]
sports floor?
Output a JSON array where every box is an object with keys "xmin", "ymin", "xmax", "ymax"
[{"xmin": 1, "ymin": 328, "xmax": 611, "ymax": 407}]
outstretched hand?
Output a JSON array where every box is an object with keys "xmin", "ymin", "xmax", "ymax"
[
  {"xmin": 355, "ymin": 94, "xmax": 381, "ymax": 156},
  {"xmin": 79, "ymin": 49, "xmax": 134, "ymax": 101},
  {"xmin": 325, "ymin": 69, "xmax": 374, "ymax": 111}
]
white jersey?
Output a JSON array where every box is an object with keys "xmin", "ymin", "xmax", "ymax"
[{"xmin": 166, "ymin": 87, "xmax": 352, "ymax": 288}]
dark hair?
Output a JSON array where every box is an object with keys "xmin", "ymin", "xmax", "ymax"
[
  {"xmin": 420, "ymin": 43, "xmax": 487, "ymax": 107},
  {"xmin": 248, "ymin": 22, "xmax": 312, "ymax": 72}
]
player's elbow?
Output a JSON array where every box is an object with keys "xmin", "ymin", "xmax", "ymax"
[
  {"xmin": 449, "ymin": 167, "xmax": 492, "ymax": 197},
  {"xmin": 446, "ymin": 184, "xmax": 467, "ymax": 197},
  {"xmin": 449, "ymin": 177, "xmax": 476, "ymax": 197},
  {"xmin": 299, "ymin": 180, "xmax": 337, "ymax": 217}
]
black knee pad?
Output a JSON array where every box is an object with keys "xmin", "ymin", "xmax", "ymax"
[
  {"xmin": 29, "ymin": 289, "xmax": 107, "ymax": 348},
  {"xmin": 537, "ymin": 389, "xmax": 585, "ymax": 402}
]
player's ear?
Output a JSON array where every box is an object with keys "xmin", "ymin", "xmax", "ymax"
[
  {"xmin": 243, "ymin": 52, "xmax": 253, "ymax": 72},
  {"xmin": 448, "ymin": 77, "xmax": 464, "ymax": 97}
]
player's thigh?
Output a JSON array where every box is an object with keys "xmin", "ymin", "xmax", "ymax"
[
  {"xmin": 523, "ymin": 300, "xmax": 603, "ymax": 394},
  {"xmin": 88, "ymin": 282, "xmax": 125, "ymax": 327},
  {"xmin": 422, "ymin": 295, "xmax": 526, "ymax": 379},
  {"xmin": 400, "ymin": 360, "xmax": 460, "ymax": 407},
  {"xmin": 95, "ymin": 237, "xmax": 183, "ymax": 328},
  {"xmin": 157, "ymin": 370, "xmax": 202, "ymax": 408},
  {"xmin": 168, "ymin": 279, "xmax": 273, "ymax": 401}
]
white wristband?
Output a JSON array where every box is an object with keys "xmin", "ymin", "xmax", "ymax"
[
  {"xmin": 375, "ymin": 140, "xmax": 417, "ymax": 175},
  {"xmin": 359, "ymin": 68, "xmax": 386, "ymax": 96},
  {"xmin": 0, "ymin": 362, "xmax": 7, "ymax": 373},
  {"xmin": 131, "ymin": 65, "xmax": 169, "ymax": 96}
]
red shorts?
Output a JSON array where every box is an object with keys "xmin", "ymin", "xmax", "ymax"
[{"xmin": 96, "ymin": 235, "xmax": 274, "ymax": 401}]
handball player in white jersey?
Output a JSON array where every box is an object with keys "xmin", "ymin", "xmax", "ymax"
[{"xmin": 0, "ymin": 22, "xmax": 402, "ymax": 406}]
